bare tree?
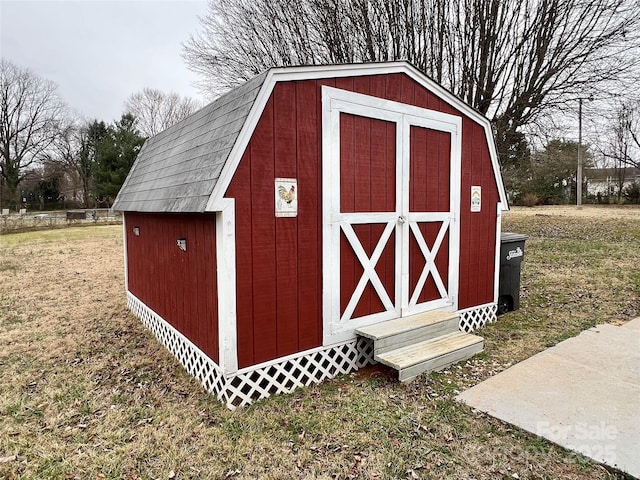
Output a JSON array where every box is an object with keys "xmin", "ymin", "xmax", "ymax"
[
  {"xmin": 0, "ymin": 59, "xmax": 67, "ymax": 208},
  {"xmin": 49, "ymin": 121, "xmax": 95, "ymax": 208},
  {"xmin": 124, "ymin": 88, "xmax": 201, "ymax": 138},
  {"xmin": 182, "ymin": 0, "xmax": 639, "ymax": 163},
  {"xmin": 624, "ymin": 101, "xmax": 640, "ymax": 156},
  {"xmin": 601, "ymin": 101, "xmax": 639, "ymax": 201}
]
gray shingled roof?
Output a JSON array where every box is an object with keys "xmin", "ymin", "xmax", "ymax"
[{"xmin": 113, "ymin": 71, "xmax": 267, "ymax": 212}]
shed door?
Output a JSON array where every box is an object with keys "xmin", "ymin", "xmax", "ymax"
[{"xmin": 322, "ymin": 87, "xmax": 461, "ymax": 345}]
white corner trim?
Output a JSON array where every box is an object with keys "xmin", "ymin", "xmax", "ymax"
[
  {"xmin": 450, "ymin": 116, "xmax": 462, "ymax": 312},
  {"xmin": 321, "ymin": 85, "xmax": 339, "ymax": 346},
  {"xmin": 216, "ymin": 198, "xmax": 238, "ymax": 374},
  {"xmin": 204, "ymin": 61, "xmax": 508, "ymax": 212},
  {"xmin": 494, "ymin": 203, "xmax": 504, "ymax": 303}
]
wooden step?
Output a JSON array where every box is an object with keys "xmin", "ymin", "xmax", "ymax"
[
  {"xmin": 375, "ymin": 332, "xmax": 484, "ymax": 382},
  {"xmin": 355, "ymin": 310, "xmax": 460, "ymax": 354}
]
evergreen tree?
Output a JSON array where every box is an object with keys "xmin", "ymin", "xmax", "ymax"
[
  {"xmin": 93, "ymin": 114, "xmax": 144, "ymax": 205},
  {"xmin": 523, "ymin": 139, "xmax": 592, "ymax": 204}
]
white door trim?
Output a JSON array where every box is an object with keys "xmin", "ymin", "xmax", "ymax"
[{"xmin": 322, "ymin": 86, "xmax": 462, "ymax": 345}]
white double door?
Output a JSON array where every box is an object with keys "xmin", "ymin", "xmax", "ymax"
[{"xmin": 322, "ymin": 86, "xmax": 461, "ymax": 344}]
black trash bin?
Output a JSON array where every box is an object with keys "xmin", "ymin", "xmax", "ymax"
[{"xmin": 498, "ymin": 232, "xmax": 528, "ymax": 315}]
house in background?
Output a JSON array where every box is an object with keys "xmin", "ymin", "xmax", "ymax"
[
  {"xmin": 113, "ymin": 62, "xmax": 508, "ymax": 408},
  {"xmin": 585, "ymin": 167, "xmax": 640, "ymax": 198}
]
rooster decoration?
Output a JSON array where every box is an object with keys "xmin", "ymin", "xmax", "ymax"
[{"xmin": 277, "ymin": 184, "xmax": 296, "ymax": 204}]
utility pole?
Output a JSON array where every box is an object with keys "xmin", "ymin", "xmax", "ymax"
[{"xmin": 577, "ymin": 98, "xmax": 583, "ymax": 206}]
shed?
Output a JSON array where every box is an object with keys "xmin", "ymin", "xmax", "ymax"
[{"xmin": 113, "ymin": 62, "xmax": 508, "ymax": 408}]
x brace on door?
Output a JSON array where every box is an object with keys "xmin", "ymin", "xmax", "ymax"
[
  {"xmin": 407, "ymin": 216, "xmax": 450, "ymax": 308},
  {"xmin": 322, "ymin": 86, "xmax": 462, "ymax": 345},
  {"xmin": 340, "ymin": 219, "xmax": 396, "ymax": 323}
]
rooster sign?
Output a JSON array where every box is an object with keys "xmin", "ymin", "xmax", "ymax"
[{"xmin": 275, "ymin": 178, "xmax": 298, "ymax": 217}]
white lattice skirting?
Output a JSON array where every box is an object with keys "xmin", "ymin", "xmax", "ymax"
[
  {"xmin": 126, "ymin": 292, "xmax": 375, "ymax": 408},
  {"xmin": 458, "ymin": 302, "xmax": 497, "ymax": 332}
]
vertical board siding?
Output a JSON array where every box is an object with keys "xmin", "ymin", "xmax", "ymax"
[
  {"xmin": 339, "ymin": 113, "xmax": 396, "ymax": 320},
  {"xmin": 274, "ymin": 82, "xmax": 299, "ymax": 356},
  {"xmin": 225, "ymin": 73, "xmax": 500, "ymax": 368},
  {"xmin": 295, "ymin": 80, "xmax": 319, "ymax": 351},
  {"xmin": 228, "ymin": 150, "xmax": 254, "ymax": 368},
  {"xmin": 249, "ymin": 96, "xmax": 277, "ymax": 364},
  {"xmin": 409, "ymin": 125, "xmax": 452, "ymax": 304},
  {"xmin": 456, "ymin": 119, "xmax": 499, "ymax": 309},
  {"xmin": 125, "ymin": 212, "xmax": 218, "ymax": 361},
  {"xmin": 468, "ymin": 119, "xmax": 482, "ymax": 308},
  {"xmin": 352, "ymin": 114, "xmax": 373, "ymax": 318}
]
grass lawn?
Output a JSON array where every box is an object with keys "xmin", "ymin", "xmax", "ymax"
[{"xmin": 1, "ymin": 206, "xmax": 638, "ymax": 479}]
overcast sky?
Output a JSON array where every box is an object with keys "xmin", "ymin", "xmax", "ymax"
[{"xmin": 1, "ymin": 0, "xmax": 208, "ymax": 123}]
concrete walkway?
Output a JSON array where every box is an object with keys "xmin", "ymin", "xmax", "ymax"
[{"xmin": 456, "ymin": 318, "xmax": 640, "ymax": 478}]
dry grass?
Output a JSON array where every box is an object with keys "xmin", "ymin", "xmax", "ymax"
[
  {"xmin": 0, "ymin": 211, "xmax": 121, "ymax": 235},
  {"xmin": 1, "ymin": 208, "xmax": 638, "ymax": 479}
]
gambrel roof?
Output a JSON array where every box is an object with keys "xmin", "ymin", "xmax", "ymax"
[
  {"xmin": 113, "ymin": 71, "xmax": 267, "ymax": 212},
  {"xmin": 114, "ymin": 62, "xmax": 508, "ymax": 213}
]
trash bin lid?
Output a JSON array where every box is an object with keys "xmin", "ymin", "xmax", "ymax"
[{"xmin": 501, "ymin": 232, "xmax": 529, "ymax": 243}]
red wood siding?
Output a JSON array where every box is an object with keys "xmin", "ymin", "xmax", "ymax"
[
  {"xmin": 409, "ymin": 125, "xmax": 451, "ymax": 304},
  {"xmin": 125, "ymin": 212, "xmax": 219, "ymax": 362},
  {"xmin": 339, "ymin": 112, "xmax": 397, "ymax": 319},
  {"xmin": 457, "ymin": 118, "xmax": 499, "ymax": 309},
  {"xmin": 225, "ymin": 73, "xmax": 500, "ymax": 368}
]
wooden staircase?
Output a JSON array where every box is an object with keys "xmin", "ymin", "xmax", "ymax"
[{"xmin": 355, "ymin": 310, "xmax": 483, "ymax": 382}]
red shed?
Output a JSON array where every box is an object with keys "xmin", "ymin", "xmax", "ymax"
[{"xmin": 114, "ymin": 62, "xmax": 508, "ymax": 408}]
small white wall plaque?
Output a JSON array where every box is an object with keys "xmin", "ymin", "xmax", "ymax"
[
  {"xmin": 471, "ymin": 186, "xmax": 481, "ymax": 212},
  {"xmin": 275, "ymin": 178, "xmax": 297, "ymax": 217}
]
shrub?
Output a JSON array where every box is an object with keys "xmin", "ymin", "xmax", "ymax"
[
  {"xmin": 623, "ymin": 181, "xmax": 640, "ymax": 204},
  {"xmin": 522, "ymin": 193, "xmax": 538, "ymax": 207}
]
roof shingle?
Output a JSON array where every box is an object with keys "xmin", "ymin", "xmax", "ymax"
[{"xmin": 113, "ymin": 71, "xmax": 267, "ymax": 212}]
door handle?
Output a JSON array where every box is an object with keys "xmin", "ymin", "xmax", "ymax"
[{"xmin": 398, "ymin": 215, "xmax": 406, "ymax": 224}]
